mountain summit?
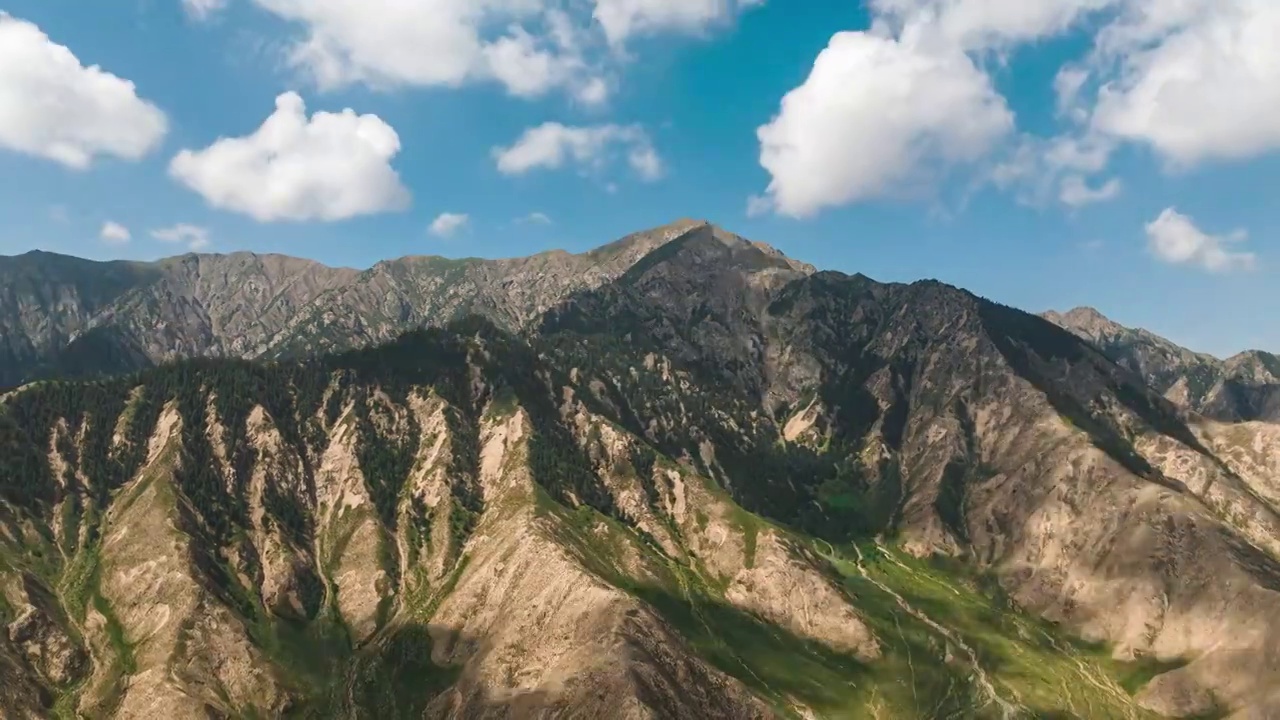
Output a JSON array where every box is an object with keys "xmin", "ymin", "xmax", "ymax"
[
  {"xmin": 1044, "ymin": 306, "xmax": 1280, "ymax": 422},
  {"xmin": 0, "ymin": 220, "xmax": 786, "ymax": 388}
]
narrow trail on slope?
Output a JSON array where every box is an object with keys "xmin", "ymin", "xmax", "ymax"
[{"xmin": 847, "ymin": 543, "xmax": 1027, "ymax": 720}]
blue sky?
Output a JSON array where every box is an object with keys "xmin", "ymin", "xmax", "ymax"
[{"xmin": 0, "ymin": 0, "xmax": 1277, "ymax": 357}]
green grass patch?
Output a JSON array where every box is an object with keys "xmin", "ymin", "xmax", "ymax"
[{"xmin": 833, "ymin": 544, "xmax": 1162, "ymax": 720}]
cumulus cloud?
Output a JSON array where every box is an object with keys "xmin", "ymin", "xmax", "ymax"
[
  {"xmin": 753, "ymin": 0, "xmax": 1127, "ymax": 217},
  {"xmin": 100, "ymin": 221, "xmax": 131, "ymax": 245},
  {"xmin": 756, "ymin": 0, "xmax": 1280, "ymax": 215},
  {"xmin": 755, "ymin": 32, "xmax": 1012, "ymax": 217},
  {"xmin": 169, "ymin": 92, "xmax": 410, "ymax": 222},
  {"xmin": 429, "ymin": 212, "xmax": 470, "ymax": 237},
  {"xmin": 1090, "ymin": 1, "xmax": 1280, "ymax": 166},
  {"xmin": 1032, "ymin": 1, "xmax": 1280, "ymax": 188},
  {"xmin": 247, "ymin": 0, "xmax": 759, "ymax": 99},
  {"xmin": 493, "ymin": 122, "xmax": 663, "ymax": 181},
  {"xmin": 870, "ymin": 0, "xmax": 1119, "ymax": 52},
  {"xmin": 592, "ymin": 0, "xmax": 763, "ymax": 45},
  {"xmin": 0, "ymin": 13, "xmax": 167, "ymax": 169},
  {"xmin": 1145, "ymin": 207, "xmax": 1255, "ymax": 273},
  {"xmin": 151, "ymin": 224, "xmax": 212, "ymax": 251},
  {"xmin": 247, "ymin": 0, "xmax": 608, "ymax": 100}
]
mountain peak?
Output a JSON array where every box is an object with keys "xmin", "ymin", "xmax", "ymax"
[{"xmin": 1041, "ymin": 306, "xmax": 1131, "ymax": 343}]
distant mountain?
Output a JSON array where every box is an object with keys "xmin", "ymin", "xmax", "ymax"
[
  {"xmin": 4, "ymin": 223, "xmax": 1280, "ymax": 717},
  {"xmin": 0, "ymin": 220, "xmax": 724, "ymax": 388},
  {"xmin": 1043, "ymin": 306, "xmax": 1280, "ymax": 421}
]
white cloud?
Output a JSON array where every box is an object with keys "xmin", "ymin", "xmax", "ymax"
[
  {"xmin": 1090, "ymin": 0, "xmax": 1280, "ymax": 166},
  {"xmin": 183, "ymin": 0, "xmax": 228, "ymax": 20},
  {"xmin": 493, "ymin": 122, "xmax": 663, "ymax": 181},
  {"xmin": 151, "ymin": 224, "xmax": 212, "ymax": 251},
  {"xmin": 1059, "ymin": 174, "xmax": 1122, "ymax": 207},
  {"xmin": 1145, "ymin": 207, "xmax": 1254, "ymax": 273},
  {"xmin": 757, "ymin": 0, "xmax": 1280, "ymax": 215},
  {"xmin": 745, "ymin": 194, "xmax": 772, "ymax": 218},
  {"xmin": 482, "ymin": 26, "xmax": 589, "ymax": 100},
  {"xmin": 170, "ymin": 92, "xmax": 410, "ymax": 222},
  {"xmin": 1054, "ymin": 65, "xmax": 1091, "ymax": 120},
  {"xmin": 591, "ymin": 0, "xmax": 763, "ymax": 45},
  {"xmin": 627, "ymin": 143, "xmax": 663, "ymax": 181},
  {"xmin": 869, "ymin": 0, "xmax": 1119, "ymax": 52},
  {"xmin": 246, "ymin": 0, "xmax": 759, "ymax": 99},
  {"xmin": 248, "ymin": 0, "xmax": 607, "ymax": 100},
  {"xmin": 100, "ymin": 221, "xmax": 131, "ymax": 245},
  {"xmin": 429, "ymin": 212, "xmax": 470, "ymax": 237},
  {"xmin": 517, "ymin": 211, "xmax": 553, "ymax": 224},
  {"xmin": 0, "ymin": 13, "xmax": 167, "ymax": 169},
  {"xmin": 755, "ymin": 31, "xmax": 1012, "ymax": 217}
]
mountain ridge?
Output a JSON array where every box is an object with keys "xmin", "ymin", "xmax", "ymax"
[
  {"xmin": 3, "ymin": 224, "xmax": 1280, "ymax": 717},
  {"xmin": 0, "ymin": 220, "xmax": 775, "ymax": 388},
  {"xmin": 1044, "ymin": 305, "xmax": 1280, "ymax": 422}
]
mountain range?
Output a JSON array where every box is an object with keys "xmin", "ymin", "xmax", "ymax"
[
  {"xmin": 1043, "ymin": 307, "xmax": 1280, "ymax": 423},
  {"xmin": 0, "ymin": 220, "xmax": 715, "ymax": 388},
  {"xmin": 2, "ymin": 221, "xmax": 1280, "ymax": 719}
]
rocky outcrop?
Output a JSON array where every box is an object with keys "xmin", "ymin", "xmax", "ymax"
[{"xmin": 1044, "ymin": 306, "xmax": 1280, "ymax": 422}]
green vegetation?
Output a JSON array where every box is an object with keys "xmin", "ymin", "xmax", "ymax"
[
  {"xmin": 829, "ymin": 543, "xmax": 1163, "ymax": 719},
  {"xmin": 0, "ymin": 315, "xmax": 1209, "ymax": 719},
  {"xmin": 349, "ymin": 626, "xmax": 461, "ymax": 720}
]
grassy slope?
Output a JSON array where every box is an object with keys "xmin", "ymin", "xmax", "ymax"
[{"xmin": 545, "ymin": 474, "xmax": 1169, "ymax": 720}]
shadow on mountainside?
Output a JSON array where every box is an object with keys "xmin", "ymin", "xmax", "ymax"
[{"xmin": 977, "ymin": 300, "xmax": 1209, "ymax": 490}]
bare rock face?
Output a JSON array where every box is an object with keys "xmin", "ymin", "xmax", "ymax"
[
  {"xmin": 421, "ymin": 409, "xmax": 774, "ymax": 720},
  {"xmin": 6, "ymin": 600, "xmax": 87, "ymax": 686},
  {"xmin": 1044, "ymin": 306, "xmax": 1280, "ymax": 422}
]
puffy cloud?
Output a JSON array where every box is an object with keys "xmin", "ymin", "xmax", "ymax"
[
  {"xmin": 169, "ymin": 92, "xmax": 410, "ymax": 222},
  {"xmin": 754, "ymin": 0, "xmax": 1131, "ymax": 217},
  {"xmin": 482, "ymin": 26, "xmax": 592, "ymax": 101},
  {"xmin": 100, "ymin": 221, "xmax": 131, "ymax": 245},
  {"xmin": 493, "ymin": 122, "xmax": 663, "ymax": 181},
  {"xmin": 0, "ymin": 13, "xmax": 167, "ymax": 169},
  {"xmin": 248, "ymin": 0, "xmax": 606, "ymax": 100},
  {"xmin": 1091, "ymin": 0, "xmax": 1280, "ymax": 166},
  {"xmin": 1145, "ymin": 207, "xmax": 1254, "ymax": 273},
  {"xmin": 151, "ymin": 224, "xmax": 212, "ymax": 251},
  {"xmin": 757, "ymin": 0, "xmax": 1280, "ymax": 215},
  {"xmin": 591, "ymin": 0, "xmax": 763, "ymax": 45},
  {"xmin": 429, "ymin": 212, "xmax": 470, "ymax": 237},
  {"xmin": 247, "ymin": 0, "xmax": 760, "ymax": 98},
  {"xmin": 755, "ymin": 32, "xmax": 1012, "ymax": 217},
  {"xmin": 870, "ymin": 0, "xmax": 1119, "ymax": 51}
]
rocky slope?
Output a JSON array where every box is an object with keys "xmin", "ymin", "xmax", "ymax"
[
  {"xmin": 0, "ymin": 220, "xmax": 714, "ymax": 388},
  {"xmin": 1044, "ymin": 307, "xmax": 1280, "ymax": 422},
  {"xmin": 1, "ymin": 223, "xmax": 1279, "ymax": 718}
]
